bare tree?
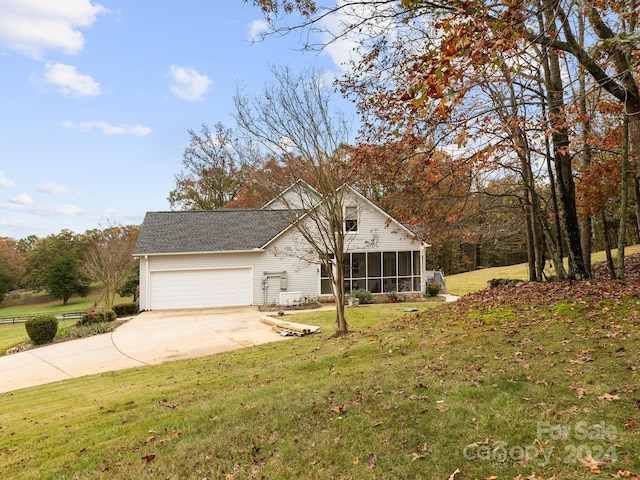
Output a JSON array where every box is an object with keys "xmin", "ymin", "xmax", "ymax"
[
  {"xmin": 234, "ymin": 64, "xmax": 354, "ymax": 334},
  {"xmin": 83, "ymin": 225, "xmax": 139, "ymax": 310},
  {"xmin": 168, "ymin": 122, "xmax": 259, "ymax": 210}
]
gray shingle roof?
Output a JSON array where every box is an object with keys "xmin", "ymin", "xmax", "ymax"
[{"xmin": 133, "ymin": 209, "xmax": 298, "ymax": 255}]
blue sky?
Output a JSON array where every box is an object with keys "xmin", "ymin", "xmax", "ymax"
[{"xmin": 0, "ymin": 0, "xmax": 351, "ymax": 240}]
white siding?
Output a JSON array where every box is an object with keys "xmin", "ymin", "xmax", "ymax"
[
  {"xmin": 342, "ymin": 193, "xmax": 419, "ymax": 252},
  {"xmin": 138, "ymin": 249, "xmax": 317, "ymax": 310}
]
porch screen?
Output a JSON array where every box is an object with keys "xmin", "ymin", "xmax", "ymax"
[{"xmin": 320, "ymin": 251, "xmax": 420, "ymax": 295}]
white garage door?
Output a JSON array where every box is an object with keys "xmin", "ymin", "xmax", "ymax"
[{"xmin": 150, "ymin": 268, "xmax": 252, "ymax": 310}]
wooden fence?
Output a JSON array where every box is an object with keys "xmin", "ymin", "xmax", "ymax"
[{"xmin": 0, "ymin": 311, "xmax": 95, "ymax": 325}]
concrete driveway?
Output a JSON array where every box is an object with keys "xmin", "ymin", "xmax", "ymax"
[{"xmin": 0, "ymin": 307, "xmax": 287, "ymax": 394}]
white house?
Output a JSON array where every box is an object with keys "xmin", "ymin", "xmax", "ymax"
[{"xmin": 133, "ymin": 184, "xmax": 442, "ymax": 311}]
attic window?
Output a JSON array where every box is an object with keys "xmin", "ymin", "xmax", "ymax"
[{"xmin": 345, "ymin": 206, "xmax": 358, "ymax": 233}]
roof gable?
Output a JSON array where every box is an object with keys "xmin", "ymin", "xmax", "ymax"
[
  {"xmin": 133, "ymin": 209, "xmax": 297, "ymax": 255},
  {"xmin": 338, "ymin": 184, "xmax": 421, "ymax": 240},
  {"xmin": 261, "ymin": 179, "xmax": 321, "ymax": 210},
  {"xmin": 134, "ymin": 183, "xmax": 424, "ymax": 256}
]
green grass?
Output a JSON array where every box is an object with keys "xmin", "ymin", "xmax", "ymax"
[
  {"xmin": 446, "ymin": 244, "xmax": 640, "ymax": 295},
  {"xmin": 0, "ymin": 299, "xmax": 638, "ymax": 479},
  {"xmin": 0, "ymin": 288, "xmax": 135, "ymax": 353},
  {"xmin": 0, "ymin": 294, "xmax": 98, "ymax": 317},
  {"xmin": 0, "ymin": 319, "xmax": 78, "ymax": 353}
]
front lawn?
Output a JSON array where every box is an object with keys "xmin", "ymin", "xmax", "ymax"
[{"xmin": 0, "ymin": 291, "xmax": 637, "ymax": 479}]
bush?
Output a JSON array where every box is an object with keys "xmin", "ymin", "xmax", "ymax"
[
  {"xmin": 351, "ymin": 289, "xmax": 373, "ymax": 304},
  {"xmin": 25, "ymin": 315, "xmax": 58, "ymax": 345},
  {"xmin": 426, "ymin": 282, "xmax": 441, "ymax": 297},
  {"xmin": 487, "ymin": 278, "xmax": 521, "ymax": 288},
  {"xmin": 113, "ymin": 303, "xmax": 139, "ymax": 316},
  {"xmin": 79, "ymin": 309, "xmax": 117, "ymax": 325}
]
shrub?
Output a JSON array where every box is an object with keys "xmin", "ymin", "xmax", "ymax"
[
  {"xmin": 79, "ymin": 309, "xmax": 117, "ymax": 325},
  {"xmin": 487, "ymin": 278, "xmax": 521, "ymax": 288},
  {"xmin": 352, "ymin": 289, "xmax": 373, "ymax": 304},
  {"xmin": 25, "ymin": 315, "xmax": 58, "ymax": 345},
  {"xmin": 426, "ymin": 282, "xmax": 441, "ymax": 297},
  {"xmin": 69, "ymin": 321, "xmax": 121, "ymax": 338},
  {"xmin": 113, "ymin": 303, "xmax": 139, "ymax": 316},
  {"xmin": 386, "ymin": 291, "xmax": 399, "ymax": 302}
]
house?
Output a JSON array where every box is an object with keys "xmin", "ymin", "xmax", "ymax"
[{"xmin": 133, "ymin": 184, "xmax": 443, "ymax": 311}]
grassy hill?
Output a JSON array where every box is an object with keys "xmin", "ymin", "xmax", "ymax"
[
  {"xmin": 1, "ymin": 275, "xmax": 638, "ymax": 478},
  {"xmin": 446, "ymin": 244, "xmax": 640, "ymax": 295}
]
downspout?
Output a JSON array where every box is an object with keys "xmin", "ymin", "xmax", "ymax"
[
  {"xmin": 420, "ymin": 243, "xmax": 427, "ymax": 294},
  {"xmin": 144, "ymin": 255, "xmax": 149, "ymax": 311}
]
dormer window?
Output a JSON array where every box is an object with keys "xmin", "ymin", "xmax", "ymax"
[{"xmin": 345, "ymin": 206, "xmax": 358, "ymax": 233}]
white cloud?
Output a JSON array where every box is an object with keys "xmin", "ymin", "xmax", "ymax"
[
  {"xmin": 130, "ymin": 124, "xmax": 153, "ymax": 136},
  {"xmin": 38, "ymin": 181, "xmax": 69, "ymax": 194},
  {"xmin": 0, "ymin": 170, "xmax": 15, "ymax": 188},
  {"xmin": 38, "ymin": 62, "xmax": 101, "ymax": 97},
  {"xmin": 2, "ymin": 200, "xmax": 83, "ymax": 215},
  {"xmin": 169, "ymin": 65, "xmax": 212, "ymax": 102},
  {"xmin": 8, "ymin": 193, "xmax": 33, "ymax": 205},
  {"xmin": 0, "ymin": 0, "xmax": 107, "ymax": 59},
  {"xmin": 248, "ymin": 19, "xmax": 269, "ymax": 42},
  {"xmin": 319, "ymin": 0, "xmax": 397, "ymax": 73},
  {"xmin": 62, "ymin": 120, "xmax": 152, "ymax": 136},
  {"xmin": 44, "ymin": 204, "xmax": 84, "ymax": 215}
]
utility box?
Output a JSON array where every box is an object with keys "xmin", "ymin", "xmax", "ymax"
[
  {"xmin": 279, "ymin": 291, "xmax": 302, "ymax": 306},
  {"xmin": 280, "ymin": 272, "xmax": 288, "ymax": 290}
]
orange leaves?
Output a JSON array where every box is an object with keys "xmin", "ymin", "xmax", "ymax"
[
  {"xmin": 576, "ymin": 155, "xmax": 621, "ymax": 217},
  {"xmin": 579, "ymin": 452, "xmax": 605, "ymax": 473}
]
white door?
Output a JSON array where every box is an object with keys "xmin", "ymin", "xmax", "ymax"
[{"xmin": 150, "ymin": 268, "xmax": 252, "ymax": 310}]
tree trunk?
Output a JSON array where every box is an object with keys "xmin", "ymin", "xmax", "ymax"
[
  {"xmin": 535, "ymin": 59, "xmax": 566, "ymax": 280},
  {"xmin": 578, "ymin": 12, "xmax": 593, "ymax": 276},
  {"xmin": 522, "ymin": 194, "xmax": 537, "ymax": 281},
  {"xmin": 332, "ymin": 240, "xmax": 348, "ymax": 334},
  {"xmin": 634, "ymin": 176, "xmax": 640, "ymax": 243},
  {"xmin": 544, "ymin": 38, "xmax": 587, "ymax": 280},
  {"xmin": 617, "ymin": 113, "xmax": 630, "ymax": 283},
  {"xmin": 600, "ymin": 208, "xmax": 616, "ymax": 280}
]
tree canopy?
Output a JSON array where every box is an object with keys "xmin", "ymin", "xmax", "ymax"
[
  {"xmin": 244, "ymin": 0, "xmax": 639, "ymax": 281},
  {"xmin": 168, "ymin": 122, "xmax": 258, "ymax": 210}
]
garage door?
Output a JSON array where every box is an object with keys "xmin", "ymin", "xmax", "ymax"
[{"xmin": 150, "ymin": 268, "xmax": 252, "ymax": 310}]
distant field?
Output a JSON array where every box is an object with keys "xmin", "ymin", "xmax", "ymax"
[{"xmin": 446, "ymin": 244, "xmax": 640, "ymax": 296}]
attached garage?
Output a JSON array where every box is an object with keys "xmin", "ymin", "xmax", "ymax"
[{"xmin": 149, "ymin": 268, "xmax": 252, "ymax": 310}]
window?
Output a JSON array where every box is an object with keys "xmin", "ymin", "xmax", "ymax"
[
  {"xmin": 345, "ymin": 206, "xmax": 358, "ymax": 233},
  {"xmin": 320, "ymin": 250, "xmax": 421, "ymax": 295}
]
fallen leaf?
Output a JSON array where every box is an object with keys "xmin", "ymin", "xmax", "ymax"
[
  {"xmin": 141, "ymin": 453, "xmax": 156, "ymax": 463},
  {"xmin": 574, "ymin": 387, "xmax": 587, "ymax": 399},
  {"xmin": 598, "ymin": 393, "xmax": 620, "ymax": 401},
  {"xmin": 612, "ymin": 471, "xmax": 640, "ymax": 479},
  {"xmin": 448, "ymin": 468, "xmax": 460, "ymax": 480},
  {"xmin": 365, "ymin": 453, "xmax": 377, "ymax": 469},
  {"xmin": 580, "ymin": 452, "xmax": 604, "ymax": 473}
]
